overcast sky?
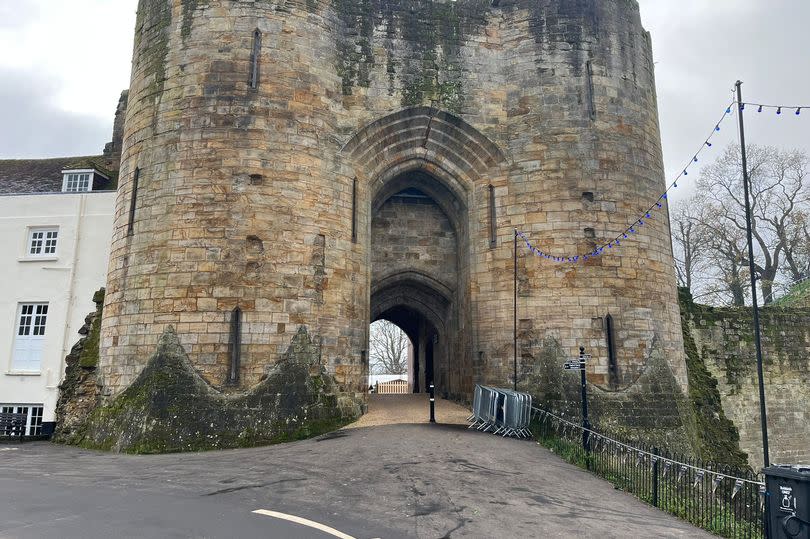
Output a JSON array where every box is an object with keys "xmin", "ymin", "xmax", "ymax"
[{"xmin": 0, "ymin": 0, "xmax": 807, "ymax": 201}]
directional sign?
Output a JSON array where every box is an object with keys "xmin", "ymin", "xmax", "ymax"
[{"xmin": 563, "ymin": 361, "xmax": 584, "ymax": 371}]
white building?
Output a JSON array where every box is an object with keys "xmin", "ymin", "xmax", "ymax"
[{"xmin": 0, "ymin": 158, "xmax": 115, "ymax": 435}]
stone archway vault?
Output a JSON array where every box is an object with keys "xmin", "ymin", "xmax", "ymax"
[{"xmin": 341, "ymin": 107, "xmax": 508, "ymax": 401}]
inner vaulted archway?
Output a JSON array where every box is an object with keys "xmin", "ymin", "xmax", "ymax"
[
  {"xmin": 343, "ymin": 107, "xmax": 508, "ymax": 402},
  {"xmin": 370, "ymin": 176, "xmax": 464, "ymax": 398},
  {"xmin": 365, "ymin": 161, "xmax": 476, "ymax": 400}
]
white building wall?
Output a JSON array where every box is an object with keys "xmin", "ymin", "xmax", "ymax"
[{"xmin": 0, "ymin": 191, "xmax": 114, "ymax": 429}]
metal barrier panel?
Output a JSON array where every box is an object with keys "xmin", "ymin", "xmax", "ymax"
[{"xmin": 468, "ymin": 385, "xmax": 532, "ymax": 438}]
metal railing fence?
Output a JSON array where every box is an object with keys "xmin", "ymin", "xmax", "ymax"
[{"xmin": 531, "ymin": 406, "xmax": 765, "ymax": 539}]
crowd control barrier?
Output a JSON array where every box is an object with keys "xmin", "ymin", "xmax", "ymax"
[{"xmin": 468, "ymin": 385, "xmax": 532, "ymax": 438}]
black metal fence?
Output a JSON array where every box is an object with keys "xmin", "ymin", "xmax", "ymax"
[{"xmin": 532, "ymin": 407, "xmax": 765, "ymax": 539}]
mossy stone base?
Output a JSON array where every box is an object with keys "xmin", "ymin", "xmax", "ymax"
[
  {"xmin": 523, "ymin": 336, "xmax": 695, "ymax": 454},
  {"xmin": 58, "ymin": 326, "xmax": 360, "ymax": 454}
]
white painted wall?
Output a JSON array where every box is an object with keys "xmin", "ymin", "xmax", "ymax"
[{"xmin": 0, "ymin": 191, "xmax": 114, "ymax": 424}]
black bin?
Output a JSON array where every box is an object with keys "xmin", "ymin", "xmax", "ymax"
[{"xmin": 764, "ymin": 465, "xmax": 810, "ymax": 538}]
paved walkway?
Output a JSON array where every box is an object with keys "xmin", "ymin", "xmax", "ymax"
[
  {"xmin": 0, "ymin": 425, "xmax": 711, "ymax": 538},
  {"xmin": 345, "ymin": 394, "xmax": 471, "ymax": 429}
]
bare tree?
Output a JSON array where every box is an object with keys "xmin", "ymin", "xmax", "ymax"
[
  {"xmin": 697, "ymin": 145, "xmax": 808, "ymax": 304},
  {"xmin": 703, "ymin": 219, "xmax": 749, "ymax": 306},
  {"xmin": 671, "ymin": 197, "xmax": 711, "ymax": 291},
  {"xmin": 369, "ymin": 320, "xmax": 410, "ymax": 375},
  {"xmin": 781, "ymin": 208, "xmax": 810, "ymax": 283},
  {"xmin": 671, "ymin": 194, "xmax": 749, "ymax": 305}
]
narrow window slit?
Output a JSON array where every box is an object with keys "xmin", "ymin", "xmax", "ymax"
[
  {"xmin": 586, "ymin": 60, "xmax": 597, "ymax": 121},
  {"xmin": 488, "ymin": 185, "xmax": 497, "ymax": 248},
  {"xmin": 127, "ymin": 167, "xmax": 140, "ymax": 236},
  {"xmin": 229, "ymin": 306, "xmax": 242, "ymax": 384},
  {"xmin": 351, "ymin": 178, "xmax": 358, "ymax": 243},
  {"xmin": 249, "ymin": 29, "xmax": 262, "ymax": 90},
  {"xmin": 605, "ymin": 313, "xmax": 618, "ymax": 388}
]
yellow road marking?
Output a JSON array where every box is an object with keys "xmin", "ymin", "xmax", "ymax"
[{"xmin": 252, "ymin": 509, "xmax": 357, "ymax": 539}]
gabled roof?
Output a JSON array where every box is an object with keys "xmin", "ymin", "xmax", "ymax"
[{"xmin": 0, "ymin": 155, "xmax": 114, "ymax": 194}]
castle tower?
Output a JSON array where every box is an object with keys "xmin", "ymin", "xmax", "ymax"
[{"xmin": 96, "ymin": 0, "xmax": 688, "ymax": 449}]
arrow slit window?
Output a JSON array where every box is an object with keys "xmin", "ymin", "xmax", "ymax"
[
  {"xmin": 228, "ymin": 307, "xmax": 242, "ymax": 384},
  {"xmin": 351, "ymin": 178, "xmax": 358, "ymax": 243},
  {"xmin": 488, "ymin": 185, "xmax": 497, "ymax": 248},
  {"xmin": 605, "ymin": 313, "xmax": 618, "ymax": 388},
  {"xmin": 249, "ymin": 29, "xmax": 261, "ymax": 89},
  {"xmin": 127, "ymin": 167, "xmax": 139, "ymax": 236}
]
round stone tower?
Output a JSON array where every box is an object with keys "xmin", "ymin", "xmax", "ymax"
[{"xmin": 95, "ymin": 0, "xmax": 689, "ymax": 449}]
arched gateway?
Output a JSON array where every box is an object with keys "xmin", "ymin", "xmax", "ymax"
[
  {"xmin": 344, "ymin": 107, "xmax": 508, "ymax": 400},
  {"xmin": 57, "ymin": 0, "xmax": 691, "ymax": 453}
]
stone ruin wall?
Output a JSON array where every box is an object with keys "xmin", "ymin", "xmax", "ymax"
[
  {"xmin": 683, "ymin": 298, "xmax": 810, "ymax": 470},
  {"xmin": 97, "ymin": 0, "xmax": 687, "ymax": 438}
]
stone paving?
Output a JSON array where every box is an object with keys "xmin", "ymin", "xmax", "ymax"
[{"xmin": 344, "ymin": 394, "xmax": 471, "ymax": 429}]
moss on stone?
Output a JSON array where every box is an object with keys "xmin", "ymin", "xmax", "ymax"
[
  {"xmin": 52, "ymin": 289, "xmax": 105, "ymax": 443},
  {"xmin": 181, "ymin": 0, "xmax": 209, "ymax": 42},
  {"xmin": 59, "ymin": 326, "xmax": 359, "ymax": 454},
  {"xmin": 519, "ymin": 333, "xmax": 694, "ymax": 454},
  {"xmin": 332, "ymin": 0, "xmax": 488, "ymax": 110},
  {"xmin": 78, "ymin": 307, "xmax": 102, "ymax": 368},
  {"xmin": 134, "ymin": 0, "xmax": 172, "ymax": 99},
  {"xmin": 395, "ymin": 0, "xmax": 479, "ymax": 112},
  {"xmin": 679, "ymin": 289, "xmax": 749, "ymax": 468},
  {"xmin": 334, "ymin": 0, "xmax": 375, "ymax": 95}
]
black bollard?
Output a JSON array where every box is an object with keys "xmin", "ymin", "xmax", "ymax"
[{"xmin": 429, "ymin": 383, "xmax": 436, "ymax": 423}]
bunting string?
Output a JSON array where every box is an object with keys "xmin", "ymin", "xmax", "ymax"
[
  {"xmin": 741, "ymin": 102, "xmax": 809, "ymax": 115},
  {"xmin": 518, "ymin": 95, "xmax": 808, "ymax": 264}
]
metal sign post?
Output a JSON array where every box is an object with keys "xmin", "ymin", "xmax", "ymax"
[
  {"xmin": 562, "ymin": 347, "xmax": 591, "ymax": 460},
  {"xmin": 578, "ymin": 347, "xmax": 591, "ymax": 456}
]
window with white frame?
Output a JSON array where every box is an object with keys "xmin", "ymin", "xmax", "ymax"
[
  {"xmin": 0, "ymin": 405, "xmax": 44, "ymax": 436},
  {"xmin": 11, "ymin": 303, "xmax": 48, "ymax": 372},
  {"xmin": 62, "ymin": 172, "xmax": 91, "ymax": 192},
  {"xmin": 27, "ymin": 228, "xmax": 59, "ymax": 257}
]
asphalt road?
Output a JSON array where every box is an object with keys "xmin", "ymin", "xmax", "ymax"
[{"xmin": 0, "ymin": 424, "xmax": 711, "ymax": 538}]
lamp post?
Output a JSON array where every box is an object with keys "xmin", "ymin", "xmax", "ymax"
[{"xmin": 735, "ymin": 80, "xmax": 770, "ymax": 469}]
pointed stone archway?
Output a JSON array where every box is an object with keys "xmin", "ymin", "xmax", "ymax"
[
  {"xmin": 342, "ymin": 107, "xmax": 508, "ymax": 401},
  {"xmin": 370, "ymin": 171, "xmax": 466, "ymax": 398}
]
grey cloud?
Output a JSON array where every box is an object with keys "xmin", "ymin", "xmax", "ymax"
[
  {"xmin": 0, "ymin": 68, "xmax": 111, "ymax": 159},
  {"xmin": 638, "ymin": 0, "xmax": 810, "ymax": 200}
]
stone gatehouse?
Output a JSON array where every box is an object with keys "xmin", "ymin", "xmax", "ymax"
[{"xmin": 58, "ymin": 0, "xmax": 697, "ymax": 452}]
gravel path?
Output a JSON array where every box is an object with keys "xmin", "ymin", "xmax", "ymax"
[{"xmin": 344, "ymin": 394, "xmax": 472, "ymax": 429}]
